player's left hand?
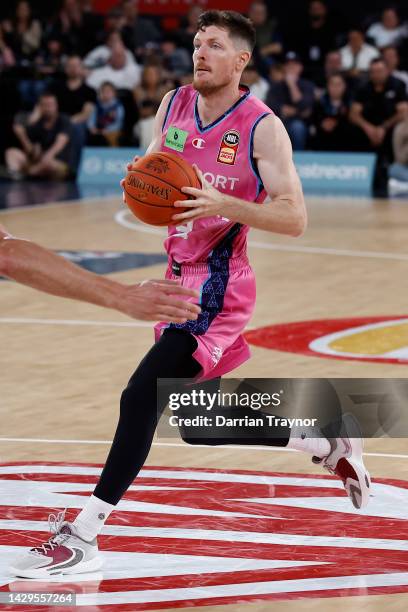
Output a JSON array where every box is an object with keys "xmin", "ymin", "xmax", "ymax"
[{"xmin": 172, "ymin": 165, "xmax": 227, "ymax": 221}]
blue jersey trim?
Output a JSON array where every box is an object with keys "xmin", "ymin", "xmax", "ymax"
[
  {"xmin": 162, "ymin": 88, "xmax": 180, "ymax": 133},
  {"xmin": 248, "ymin": 112, "xmax": 270, "ymax": 200},
  {"xmin": 194, "ymin": 86, "xmax": 251, "ymax": 134}
]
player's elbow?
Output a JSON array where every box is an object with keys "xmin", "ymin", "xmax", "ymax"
[
  {"xmin": 290, "ymin": 211, "xmax": 307, "ymax": 237},
  {"xmin": 0, "ymin": 237, "xmax": 12, "ymax": 277},
  {"xmin": 0, "ymin": 234, "xmax": 21, "ymax": 278},
  {"xmin": 287, "ymin": 202, "xmax": 307, "ymax": 237}
]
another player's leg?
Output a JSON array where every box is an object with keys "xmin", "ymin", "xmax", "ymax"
[{"xmin": 10, "ymin": 329, "xmax": 201, "ymax": 578}]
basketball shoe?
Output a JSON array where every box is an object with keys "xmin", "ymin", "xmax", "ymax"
[
  {"xmin": 10, "ymin": 510, "xmax": 102, "ymax": 578},
  {"xmin": 313, "ymin": 413, "xmax": 371, "ymax": 509}
]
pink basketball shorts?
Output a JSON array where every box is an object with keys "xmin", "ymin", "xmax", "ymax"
[{"xmin": 154, "ymin": 254, "xmax": 256, "ymax": 381}]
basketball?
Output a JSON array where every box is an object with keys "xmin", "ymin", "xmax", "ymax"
[{"xmin": 123, "ymin": 152, "xmax": 201, "ymax": 226}]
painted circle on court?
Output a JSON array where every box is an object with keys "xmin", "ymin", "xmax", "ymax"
[
  {"xmin": 245, "ymin": 316, "xmax": 408, "ymax": 364},
  {"xmin": 1, "ymin": 462, "xmax": 408, "ymax": 609}
]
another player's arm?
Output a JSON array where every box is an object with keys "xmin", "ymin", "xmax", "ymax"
[
  {"xmin": 173, "ymin": 114, "xmax": 307, "ymax": 237},
  {"xmin": 0, "ymin": 224, "xmax": 200, "ymax": 322}
]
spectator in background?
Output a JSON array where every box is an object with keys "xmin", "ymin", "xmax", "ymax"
[
  {"xmin": 2, "ymin": 1, "xmax": 42, "ymax": 64},
  {"xmin": 160, "ymin": 36, "xmax": 192, "ymax": 77},
  {"xmin": 87, "ymin": 82, "xmax": 124, "ymax": 147},
  {"xmin": 350, "ymin": 57, "xmax": 408, "ymax": 162},
  {"xmin": 314, "ymin": 49, "xmax": 343, "ymax": 89},
  {"xmin": 382, "ymin": 46, "xmax": 408, "ymax": 93},
  {"xmin": 339, "ymin": 28, "xmax": 379, "ymax": 78},
  {"xmin": 0, "ymin": 72, "xmax": 20, "ymax": 161},
  {"xmin": 84, "ymin": 31, "xmax": 135, "ymax": 70},
  {"xmin": 133, "ymin": 64, "xmax": 172, "ymax": 108},
  {"xmin": 0, "ymin": 25, "xmax": 15, "ymax": 69},
  {"xmin": 47, "ymin": 0, "xmax": 83, "ymax": 54},
  {"xmin": 86, "ymin": 42, "xmax": 142, "ymax": 91},
  {"xmin": 6, "ymin": 93, "xmax": 73, "ymax": 180},
  {"xmin": 176, "ymin": 6, "xmax": 202, "ymax": 52},
  {"xmin": 366, "ymin": 7, "xmax": 408, "ymax": 49},
  {"xmin": 50, "ymin": 55, "xmax": 96, "ymax": 167},
  {"xmin": 268, "ymin": 62, "xmax": 284, "ymax": 85},
  {"xmin": 311, "ymin": 73, "xmax": 352, "ymax": 150},
  {"xmin": 35, "ymin": 37, "xmax": 66, "ymax": 79},
  {"xmin": 241, "ymin": 62, "xmax": 269, "ymax": 101},
  {"xmin": 133, "ymin": 99, "xmax": 157, "ymax": 149},
  {"xmin": 120, "ymin": 0, "xmax": 161, "ymax": 58},
  {"xmin": 105, "ymin": 7, "xmax": 126, "ymax": 36},
  {"xmin": 266, "ymin": 51, "xmax": 315, "ymax": 150},
  {"xmin": 47, "ymin": 0, "xmax": 100, "ymax": 57},
  {"xmin": 248, "ymin": 1, "xmax": 282, "ymax": 64},
  {"xmin": 290, "ymin": 0, "xmax": 338, "ymax": 82},
  {"xmin": 51, "ymin": 56, "xmax": 96, "ymax": 124}
]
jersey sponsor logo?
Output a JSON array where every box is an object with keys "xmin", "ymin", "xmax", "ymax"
[
  {"xmin": 192, "ymin": 137, "xmax": 206, "ymax": 149},
  {"xmin": 165, "ymin": 126, "xmax": 189, "ymax": 152},
  {"xmin": 217, "ymin": 130, "xmax": 240, "ymax": 165},
  {"xmin": 245, "ymin": 316, "xmax": 408, "ymax": 364},
  {"xmin": 1, "ymin": 462, "xmax": 407, "ymax": 607},
  {"xmin": 202, "ymin": 171, "xmax": 239, "ymax": 191}
]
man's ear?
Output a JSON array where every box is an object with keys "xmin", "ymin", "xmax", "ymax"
[{"xmin": 237, "ymin": 51, "xmax": 251, "ymax": 71}]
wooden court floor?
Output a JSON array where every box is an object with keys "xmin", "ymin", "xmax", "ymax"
[{"xmin": 1, "ymin": 194, "xmax": 408, "ymax": 610}]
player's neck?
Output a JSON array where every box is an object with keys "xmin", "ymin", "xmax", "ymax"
[{"xmin": 197, "ymin": 85, "xmax": 242, "ymax": 127}]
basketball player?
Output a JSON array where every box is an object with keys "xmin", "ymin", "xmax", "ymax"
[
  {"xmin": 11, "ymin": 10, "xmax": 370, "ymax": 578},
  {"xmin": 0, "ymin": 223, "xmax": 200, "ymax": 322}
]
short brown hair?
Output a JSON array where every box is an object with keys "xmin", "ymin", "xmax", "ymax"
[{"xmin": 197, "ymin": 10, "xmax": 256, "ymax": 51}]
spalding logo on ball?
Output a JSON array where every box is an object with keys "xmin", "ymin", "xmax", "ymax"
[{"xmin": 123, "ymin": 152, "xmax": 200, "ymax": 226}]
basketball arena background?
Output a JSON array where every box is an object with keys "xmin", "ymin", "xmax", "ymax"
[{"xmin": 1, "ymin": 0, "xmax": 408, "ymax": 611}]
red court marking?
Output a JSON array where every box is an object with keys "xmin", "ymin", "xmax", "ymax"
[
  {"xmin": 0, "ymin": 463, "xmax": 407, "ymax": 610},
  {"xmin": 245, "ymin": 316, "xmax": 408, "ymax": 364}
]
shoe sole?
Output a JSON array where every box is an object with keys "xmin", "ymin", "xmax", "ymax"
[
  {"xmin": 10, "ymin": 556, "xmax": 103, "ymax": 579},
  {"xmin": 334, "ymin": 413, "xmax": 371, "ymax": 510}
]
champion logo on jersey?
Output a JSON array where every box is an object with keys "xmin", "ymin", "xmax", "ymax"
[
  {"xmin": 192, "ymin": 137, "xmax": 206, "ymax": 149},
  {"xmin": 217, "ymin": 130, "xmax": 240, "ymax": 165}
]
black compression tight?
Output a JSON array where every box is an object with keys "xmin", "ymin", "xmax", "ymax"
[{"xmin": 94, "ymin": 328, "xmax": 290, "ymax": 506}]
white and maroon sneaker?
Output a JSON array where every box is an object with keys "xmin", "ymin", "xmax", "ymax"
[
  {"xmin": 313, "ymin": 413, "xmax": 371, "ymax": 510},
  {"xmin": 10, "ymin": 511, "xmax": 102, "ymax": 579}
]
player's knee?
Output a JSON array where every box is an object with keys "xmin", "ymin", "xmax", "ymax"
[{"xmin": 119, "ymin": 384, "xmax": 138, "ymax": 416}]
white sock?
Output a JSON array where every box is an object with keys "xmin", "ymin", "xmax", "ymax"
[
  {"xmin": 287, "ymin": 424, "xmax": 331, "ymax": 458},
  {"xmin": 73, "ymin": 495, "xmax": 115, "ymax": 541}
]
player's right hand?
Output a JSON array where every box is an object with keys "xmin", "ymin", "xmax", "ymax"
[
  {"xmin": 121, "ymin": 155, "xmax": 142, "ymax": 203},
  {"xmin": 118, "ymin": 279, "xmax": 201, "ymax": 323}
]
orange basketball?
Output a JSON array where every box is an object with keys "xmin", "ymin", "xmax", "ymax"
[{"xmin": 123, "ymin": 152, "xmax": 201, "ymax": 226}]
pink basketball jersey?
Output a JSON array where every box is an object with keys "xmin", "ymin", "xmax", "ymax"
[{"xmin": 160, "ymin": 85, "xmax": 272, "ymax": 263}]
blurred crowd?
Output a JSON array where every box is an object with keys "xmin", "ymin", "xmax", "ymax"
[{"xmin": 0, "ymin": 0, "xmax": 408, "ymax": 192}]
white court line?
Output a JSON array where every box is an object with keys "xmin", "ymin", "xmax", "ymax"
[
  {"xmin": 0, "ymin": 317, "xmax": 151, "ymax": 328},
  {"xmin": 114, "ymin": 209, "xmax": 408, "ymax": 262},
  {"xmin": 249, "ymin": 240, "xmax": 408, "ymax": 261},
  {"xmin": 0, "ymin": 318, "xmax": 258, "ymax": 331},
  {"xmin": 3, "ymin": 197, "xmax": 408, "ymax": 261},
  {"xmin": 0, "ymin": 438, "xmax": 406, "ymax": 460}
]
